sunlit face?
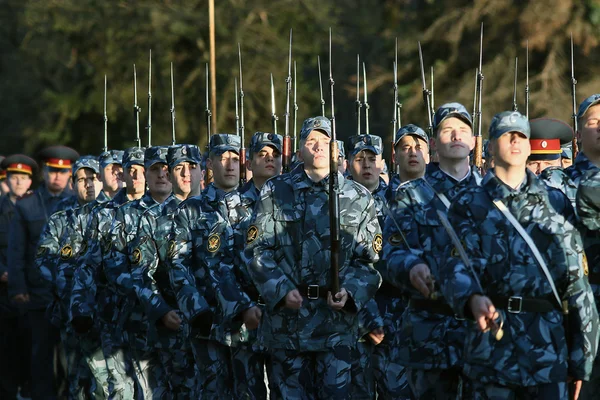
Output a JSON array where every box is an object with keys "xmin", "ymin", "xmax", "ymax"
[
  {"xmin": 248, "ymin": 145, "xmax": 282, "ymax": 182},
  {"xmin": 433, "ymin": 117, "xmax": 475, "ymax": 161},
  {"xmin": 7, "ymin": 173, "xmax": 32, "ymax": 198},
  {"xmin": 171, "ymin": 162, "xmax": 202, "ymax": 198},
  {"xmin": 123, "ymin": 164, "xmax": 146, "ymax": 195},
  {"xmin": 579, "ymin": 104, "xmax": 600, "ymax": 156},
  {"xmin": 145, "ymin": 163, "xmax": 171, "ymax": 197},
  {"xmin": 526, "ymin": 159, "xmax": 561, "ymax": 176},
  {"xmin": 208, "ymin": 151, "xmax": 239, "ymax": 191},
  {"xmin": 44, "ymin": 167, "xmax": 71, "ymax": 194},
  {"xmin": 394, "ymin": 135, "xmax": 429, "ymax": 181},
  {"xmin": 101, "ymin": 163, "xmax": 123, "ymax": 192},
  {"xmin": 74, "ymin": 168, "xmax": 97, "ymax": 203},
  {"xmin": 349, "ymin": 150, "xmax": 383, "ymax": 191},
  {"xmin": 298, "ymin": 130, "xmax": 331, "ymax": 170},
  {"xmin": 491, "ymin": 132, "xmax": 531, "ymax": 169}
]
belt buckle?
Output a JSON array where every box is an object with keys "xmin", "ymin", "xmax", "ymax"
[
  {"xmin": 507, "ymin": 296, "xmax": 522, "ymax": 314},
  {"xmin": 307, "ymin": 285, "xmax": 320, "ymax": 300},
  {"xmin": 256, "ymin": 295, "xmax": 265, "ymax": 307}
]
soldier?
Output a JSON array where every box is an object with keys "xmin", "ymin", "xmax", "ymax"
[
  {"xmin": 565, "ymin": 94, "xmax": 600, "ymax": 183},
  {"xmin": 0, "ymin": 155, "xmax": 36, "ymax": 399},
  {"xmin": 70, "ymin": 146, "xmax": 145, "ymax": 399},
  {"xmin": 245, "ymin": 116, "xmax": 382, "ymax": 399},
  {"xmin": 131, "ymin": 144, "xmax": 203, "ymax": 398},
  {"xmin": 382, "ymin": 103, "xmax": 481, "ymax": 399},
  {"xmin": 8, "ymin": 145, "xmax": 79, "ymax": 399},
  {"xmin": 36, "ymin": 157, "xmax": 101, "ymax": 399},
  {"xmin": 440, "ymin": 110, "xmax": 599, "ymax": 398}
]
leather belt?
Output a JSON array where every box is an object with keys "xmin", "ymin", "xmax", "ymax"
[
  {"xmin": 297, "ymin": 284, "xmax": 330, "ymax": 300},
  {"xmin": 377, "ymin": 281, "xmax": 403, "ymax": 298},
  {"xmin": 408, "ymin": 298, "xmax": 459, "ymax": 318},
  {"xmin": 490, "ymin": 296, "xmax": 559, "ymax": 314}
]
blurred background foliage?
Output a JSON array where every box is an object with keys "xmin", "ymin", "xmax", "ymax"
[{"xmin": 1, "ymin": 0, "xmax": 600, "ymax": 164}]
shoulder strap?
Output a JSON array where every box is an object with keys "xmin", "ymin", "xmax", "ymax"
[{"xmin": 492, "ymin": 199, "xmax": 562, "ymax": 307}]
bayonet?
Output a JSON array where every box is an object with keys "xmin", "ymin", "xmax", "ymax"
[
  {"xmin": 318, "ymin": 56, "xmax": 325, "ymax": 117},
  {"xmin": 205, "ymin": 63, "xmax": 212, "ymax": 145},
  {"xmin": 234, "ymin": 78, "xmax": 240, "ymax": 135},
  {"xmin": 356, "ymin": 54, "xmax": 361, "ymax": 135},
  {"xmin": 283, "ymin": 29, "xmax": 293, "ymax": 172},
  {"xmin": 170, "ymin": 62, "xmax": 176, "ymax": 145},
  {"xmin": 570, "ymin": 33, "xmax": 579, "ymax": 159},
  {"xmin": 473, "ymin": 23, "xmax": 484, "ymax": 169},
  {"xmin": 525, "ymin": 40, "xmax": 530, "ymax": 119},
  {"xmin": 133, "ymin": 64, "xmax": 141, "ymax": 147},
  {"xmin": 418, "ymin": 42, "xmax": 434, "ymax": 138},
  {"xmin": 392, "ymin": 60, "xmax": 398, "ymax": 173},
  {"xmin": 147, "ymin": 50, "xmax": 152, "ymax": 146},
  {"xmin": 363, "ymin": 62, "xmax": 370, "ymax": 135},
  {"xmin": 293, "ymin": 60, "xmax": 298, "ymax": 153},
  {"xmin": 328, "ymin": 28, "xmax": 341, "ymax": 297},
  {"xmin": 238, "ymin": 43, "xmax": 246, "ymax": 185},
  {"xmin": 103, "ymin": 75, "xmax": 108, "ymax": 152},
  {"xmin": 512, "ymin": 57, "xmax": 518, "ymax": 112},
  {"xmin": 270, "ymin": 73, "xmax": 278, "ymax": 135},
  {"xmin": 430, "ymin": 66, "xmax": 435, "ymax": 113}
]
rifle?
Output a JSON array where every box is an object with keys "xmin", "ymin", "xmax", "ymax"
[
  {"xmin": 170, "ymin": 62, "xmax": 176, "ymax": 145},
  {"xmin": 473, "ymin": 23, "xmax": 484, "ymax": 169},
  {"xmin": 418, "ymin": 42, "xmax": 434, "ymax": 139},
  {"xmin": 103, "ymin": 75, "xmax": 108, "ymax": 152},
  {"xmin": 234, "ymin": 78, "xmax": 240, "ymax": 140},
  {"xmin": 205, "ymin": 62, "xmax": 213, "ymax": 186},
  {"xmin": 525, "ymin": 41, "xmax": 530, "ymax": 119},
  {"xmin": 512, "ymin": 57, "xmax": 518, "ymax": 112},
  {"xmin": 328, "ymin": 28, "xmax": 341, "ymax": 297},
  {"xmin": 570, "ymin": 33, "xmax": 579, "ymax": 160},
  {"xmin": 392, "ymin": 60, "xmax": 398, "ymax": 174},
  {"xmin": 355, "ymin": 54, "xmax": 362, "ymax": 135},
  {"xmin": 238, "ymin": 44, "xmax": 247, "ymax": 185},
  {"xmin": 283, "ymin": 29, "xmax": 293, "ymax": 172},
  {"xmin": 147, "ymin": 50, "xmax": 152, "ymax": 146},
  {"xmin": 133, "ymin": 64, "xmax": 141, "ymax": 147},
  {"xmin": 270, "ymin": 73, "xmax": 278, "ymax": 135},
  {"xmin": 430, "ymin": 66, "xmax": 435, "ymax": 114},
  {"xmin": 318, "ymin": 56, "xmax": 325, "ymax": 117},
  {"xmin": 363, "ymin": 62, "xmax": 370, "ymax": 135},
  {"xmin": 472, "ymin": 68, "xmax": 478, "ymax": 125},
  {"xmin": 293, "ymin": 60, "xmax": 298, "ymax": 153}
]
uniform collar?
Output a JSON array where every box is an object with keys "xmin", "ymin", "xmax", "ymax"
[{"xmin": 483, "ymin": 168, "xmax": 545, "ymax": 201}]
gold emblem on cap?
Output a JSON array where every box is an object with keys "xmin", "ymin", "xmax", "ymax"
[
  {"xmin": 373, "ymin": 234, "xmax": 383, "ymax": 253},
  {"xmin": 60, "ymin": 244, "xmax": 73, "ymax": 260},
  {"xmin": 207, "ymin": 234, "xmax": 221, "ymax": 253},
  {"xmin": 246, "ymin": 225, "xmax": 259, "ymax": 244}
]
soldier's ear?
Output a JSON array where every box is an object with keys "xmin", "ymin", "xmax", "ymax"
[
  {"xmin": 246, "ymin": 158, "xmax": 253, "ymax": 172},
  {"xmin": 296, "ymin": 149, "xmax": 304, "ymax": 162}
]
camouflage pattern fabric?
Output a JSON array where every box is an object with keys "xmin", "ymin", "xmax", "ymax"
[
  {"xmin": 464, "ymin": 380, "xmax": 567, "ymax": 400},
  {"xmin": 564, "ymin": 151, "xmax": 600, "ymax": 184},
  {"xmin": 539, "ymin": 166, "xmax": 577, "ymax": 209},
  {"xmin": 440, "ymin": 169, "xmax": 599, "ymax": 386}
]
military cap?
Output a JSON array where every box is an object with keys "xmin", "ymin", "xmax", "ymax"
[
  {"xmin": 99, "ymin": 150, "xmax": 124, "ymax": 169},
  {"xmin": 1, "ymin": 154, "xmax": 38, "ymax": 176},
  {"xmin": 249, "ymin": 132, "xmax": 283, "ymax": 156},
  {"xmin": 488, "ymin": 111, "xmax": 530, "ymax": 140},
  {"xmin": 483, "ymin": 139, "xmax": 490, "ymax": 159},
  {"xmin": 72, "ymin": 157, "xmax": 100, "ymax": 175},
  {"xmin": 209, "ymin": 134, "xmax": 241, "ymax": 155},
  {"xmin": 394, "ymin": 124, "xmax": 429, "ymax": 146},
  {"xmin": 577, "ymin": 94, "xmax": 600, "ymax": 121},
  {"xmin": 300, "ymin": 116, "xmax": 332, "ymax": 140},
  {"xmin": 349, "ymin": 134, "xmax": 383, "ymax": 156},
  {"xmin": 38, "ymin": 145, "xmax": 80, "ymax": 170},
  {"xmin": 337, "ymin": 140, "xmax": 346, "ymax": 159},
  {"xmin": 168, "ymin": 144, "xmax": 202, "ymax": 168},
  {"xmin": 528, "ymin": 118, "xmax": 573, "ymax": 161},
  {"xmin": 433, "ymin": 103, "xmax": 473, "ymax": 131},
  {"xmin": 144, "ymin": 146, "xmax": 169, "ymax": 169},
  {"xmin": 123, "ymin": 146, "xmax": 145, "ymax": 169}
]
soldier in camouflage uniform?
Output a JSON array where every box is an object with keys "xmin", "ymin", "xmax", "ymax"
[
  {"xmin": 440, "ymin": 110, "xmax": 599, "ymax": 398},
  {"xmin": 245, "ymin": 116, "xmax": 382, "ymax": 399},
  {"xmin": 131, "ymin": 144, "xmax": 203, "ymax": 399},
  {"xmin": 346, "ymin": 134, "xmax": 387, "ymax": 399},
  {"xmin": 70, "ymin": 147, "xmax": 145, "ymax": 399},
  {"xmin": 382, "ymin": 103, "xmax": 481, "ymax": 399},
  {"xmin": 37, "ymin": 157, "xmax": 102, "ymax": 399},
  {"xmin": 0, "ymin": 155, "xmax": 36, "ymax": 399}
]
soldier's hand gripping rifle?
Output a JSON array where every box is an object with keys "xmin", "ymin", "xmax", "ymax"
[
  {"xmin": 283, "ymin": 29, "xmax": 293, "ymax": 172},
  {"xmin": 328, "ymin": 28, "xmax": 341, "ymax": 298},
  {"xmin": 570, "ymin": 34, "xmax": 579, "ymax": 160},
  {"xmin": 238, "ymin": 44, "xmax": 247, "ymax": 185}
]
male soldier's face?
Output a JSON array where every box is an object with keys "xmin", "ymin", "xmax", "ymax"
[
  {"xmin": 350, "ymin": 150, "xmax": 383, "ymax": 192},
  {"xmin": 101, "ymin": 163, "xmax": 123, "ymax": 192},
  {"xmin": 145, "ymin": 163, "xmax": 171, "ymax": 197},
  {"xmin": 299, "ymin": 130, "xmax": 330, "ymax": 170},
  {"xmin": 526, "ymin": 159, "xmax": 561, "ymax": 176},
  {"xmin": 44, "ymin": 167, "xmax": 71, "ymax": 193},
  {"xmin": 208, "ymin": 151, "xmax": 240, "ymax": 191},
  {"xmin": 7, "ymin": 173, "xmax": 32, "ymax": 198},
  {"xmin": 248, "ymin": 145, "xmax": 282, "ymax": 181},
  {"xmin": 74, "ymin": 168, "xmax": 97, "ymax": 203},
  {"xmin": 562, "ymin": 157, "xmax": 573, "ymax": 168},
  {"xmin": 579, "ymin": 104, "xmax": 600, "ymax": 156},
  {"xmin": 434, "ymin": 117, "xmax": 474, "ymax": 161},
  {"xmin": 394, "ymin": 135, "xmax": 429, "ymax": 180},
  {"xmin": 124, "ymin": 164, "xmax": 146, "ymax": 195},
  {"xmin": 492, "ymin": 132, "xmax": 531, "ymax": 168},
  {"xmin": 171, "ymin": 162, "xmax": 201, "ymax": 198}
]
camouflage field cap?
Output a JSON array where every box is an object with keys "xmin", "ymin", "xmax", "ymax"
[
  {"xmin": 577, "ymin": 94, "xmax": 600, "ymax": 121},
  {"xmin": 561, "ymin": 144, "xmax": 573, "ymax": 160},
  {"xmin": 99, "ymin": 150, "xmax": 124, "ymax": 169},
  {"xmin": 394, "ymin": 124, "xmax": 429, "ymax": 146},
  {"xmin": 209, "ymin": 134, "xmax": 241, "ymax": 155},
  {"xmin": 72, "ymin": 156, "xmax": 100, "ymax": 175},
  {"xmin": 300, "ymin": 116, "xmax": 332, "ymax": 140},
  {"xmin": 168, "ymin": 144, "xmax": 202, "ymax": 168},
  {"xmin": 144, "ymin": 146, "xmax": 169, "ymax": 168},
  {"xmin": 249, "ymin": 132, "xmax": 283, "ymax": 155},
  {"xmin": 1, "ymin": 154, "xmax": 38, "ymax": 176},
  {"xmin": 337, "ymin": 140, "xmax": 346, "ymax": 159},
  {"xmin": 488, "ymin": 111, "xmax": 530, "ymax": 140},
  {"xmin": 433, "ymin": 103, "xmax": 473, "ymax": 131},
  {"xmin": 349, "ymin": 134, "xmax": 383, "ymax": 156},
  {"xmin": 123, "ymin": 146, "xmax": 145, "ymax": 169}
]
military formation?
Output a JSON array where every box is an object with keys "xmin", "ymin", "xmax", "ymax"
[{"xmin": 3, "ymin": 29, "xmax": 600, "ymax": 400}]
